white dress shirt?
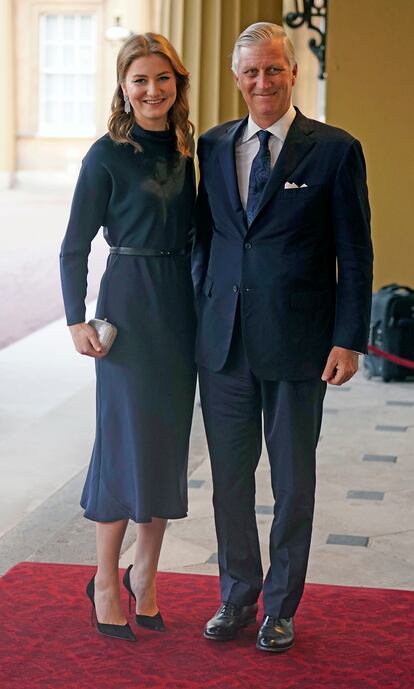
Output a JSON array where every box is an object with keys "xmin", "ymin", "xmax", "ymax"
[{"xmin": 235, "ymin": 103, "xmax": 296, "ymax": 209}]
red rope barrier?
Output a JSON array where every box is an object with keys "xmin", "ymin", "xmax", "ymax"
[{"xmin": 367, "ymin": 344, "xmax": 414, "ymax": 370}]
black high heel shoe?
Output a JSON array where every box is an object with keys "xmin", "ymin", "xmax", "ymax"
[
  {"xmin": 122, "ymin": 564, "xmax": 166, "ymax": 632},
  {"xmin": 86, "ymin": 575, "xmax": 136, "ymax": 641}
]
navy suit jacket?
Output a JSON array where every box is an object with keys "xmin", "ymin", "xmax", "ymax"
[{"xmin": 192, "ymin": 109, "xmax": 373, "ymax": 380}]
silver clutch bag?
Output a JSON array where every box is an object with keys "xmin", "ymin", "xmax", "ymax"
[{"xmin": 88, "ymin": 318, "xmax": 118, "ymax": 353}]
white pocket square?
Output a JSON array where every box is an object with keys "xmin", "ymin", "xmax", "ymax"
[{"xmin": 284, "ymin": 182, "xmax": 308, "ymax": 189}]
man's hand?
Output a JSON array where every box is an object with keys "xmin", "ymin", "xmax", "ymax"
[
  {"xmin": 69, "ymin": 323, "xmax": 106, "ymax": 358},
  {"xmin": 321, "ymin": 346, "xmax": 359, "ymax": 386}
]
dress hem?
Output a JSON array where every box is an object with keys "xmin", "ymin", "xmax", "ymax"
[{"xmin": 81, "ymin": 506, "xmax": 188, "ymax": 524}]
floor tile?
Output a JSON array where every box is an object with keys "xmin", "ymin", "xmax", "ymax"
[
  {"xmin": 326, "ymin": 534, "xmax": 369, "ymax": 547},
  {"xmin": 386, "ymin": 400, "xmax": 414, "ymax": 407},
  {"xmin": 256, "ymin": 505, "xmax": 273, "ymax": 515},
  {"xmin": 375, "ymin": 425, "xmax": 407, "ymax": 432},
  {"xmin": 189, "ymin": 479, "xmax": 205, "ymax": 489},
  {"xmin": 362, "ymin": 454, "xmax": 397, "ymax": 463},
  {"xmin": 346, "ymin": 490, "xmax": 384, "ymax": 500}
]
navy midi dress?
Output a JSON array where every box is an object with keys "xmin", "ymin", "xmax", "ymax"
[{"xmin": 60, "ymin": 123, "xmax": 197, "ymax": 523}]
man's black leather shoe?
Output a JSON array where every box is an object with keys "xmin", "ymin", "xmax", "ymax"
[
  {"xmin": 256, "ymin": 615, "xmax": 294, "ymax": 652},
  {"xmin": 204, "ymin": 601, "xmax": 258, "ymax": 641}
]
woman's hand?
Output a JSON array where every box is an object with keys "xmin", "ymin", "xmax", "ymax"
[{"xmin": 69, "ymin": 323, "xmax": 106, "ymax": 358}]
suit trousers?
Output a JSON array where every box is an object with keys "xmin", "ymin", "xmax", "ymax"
[{"xmin": 198, "ymin": 306, "xmax": 326, "ymax": 618}]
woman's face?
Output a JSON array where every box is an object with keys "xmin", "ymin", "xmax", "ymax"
[{"xmin": 123, "ymin": 54, "xmax": 177, "ymax": 131}]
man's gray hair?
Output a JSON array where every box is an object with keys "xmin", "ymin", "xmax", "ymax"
[{"xmin": 231, "ymin": 22, "xmax": 296, "ymax": 73}]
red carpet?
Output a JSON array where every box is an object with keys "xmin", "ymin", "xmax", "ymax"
[{"xmin": 0, "ymin": 563, "xmax": 413, "ymax": 689}]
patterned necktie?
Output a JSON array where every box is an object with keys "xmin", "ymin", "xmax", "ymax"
[{"xmin": 245, "ymin": 130, "xmax": 271, "ymax": 224}]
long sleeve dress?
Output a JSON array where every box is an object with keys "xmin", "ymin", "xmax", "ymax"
[{"xmin": 60, "ymin": 123, "xmax": 197, "ymax": 523}]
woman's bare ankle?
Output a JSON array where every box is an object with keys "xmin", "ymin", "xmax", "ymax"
[
  {"xmin": 94, "ymin": 570, "xmax": 120, "ymax": 591},
  {"xmin": 130, "ymin": 572, "xmax": 158, "ymax": 615}
]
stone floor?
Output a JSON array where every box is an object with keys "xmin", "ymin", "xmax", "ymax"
[
  {"xmin": 1, "ymin": 184, "xmax": 414, "ymax": 595},
  {"xmin": 123, "ymin": 371, "xmax": 414, "ymax": 590}
]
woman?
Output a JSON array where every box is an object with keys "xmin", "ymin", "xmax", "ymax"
[{"xmin": 60, "ymin": 33, "xmax": 197, "ymax": 641}]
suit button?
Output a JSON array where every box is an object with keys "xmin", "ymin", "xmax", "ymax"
[
  {"xmin": 244, "ymin": 242, "xmax": 252, "ymax": 250},
  {"xmin": 233, "ymin": 285, "xmax": 239, "ymax": 293}
]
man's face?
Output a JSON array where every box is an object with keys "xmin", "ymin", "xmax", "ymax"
[{"xmin": 234, "ymin": 39, "xmax": 297, "ymax": 127}]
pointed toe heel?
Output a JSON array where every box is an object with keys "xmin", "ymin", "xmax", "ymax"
[
  {"xmin": 86, "ymin": 575, "xmax": 136, "ymax": 642},
  {"xmin": 122, "ymin": 564, "xmax": 135, "ymax": 614},
  {"xmin": 122, "ymin": 564, "xmax": 166, "ymax": 632},
  {"xmin": 136, "ymin": 611, "xmax": 166, "ymax": 632}
]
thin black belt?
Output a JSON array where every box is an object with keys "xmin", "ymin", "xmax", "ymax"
[{"xmin": 110, "ymin": 246, "xmax": 187, "ymax": 256}]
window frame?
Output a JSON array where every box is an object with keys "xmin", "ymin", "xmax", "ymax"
[{"xmin": 37, "ymin": 12, "xmax": 97, "ymax": 138}]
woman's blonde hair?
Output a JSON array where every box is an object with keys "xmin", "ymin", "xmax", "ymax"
[{"xmin": 108, "ymin": 33, "xmax": 194, "ymax": 157}]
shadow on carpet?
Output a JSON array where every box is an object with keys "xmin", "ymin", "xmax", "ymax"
[{"xmin": 0, "ymin": 562, "xmax": 413, "ymax": 689}]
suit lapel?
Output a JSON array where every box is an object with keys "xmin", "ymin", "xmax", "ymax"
[
  {"xmin": 216, "ymin": 117, "xmax": 248, "ymax": 216},
  {"xmin": 251, "ymin": 110, "xmax": 316, "ymax": 224}
]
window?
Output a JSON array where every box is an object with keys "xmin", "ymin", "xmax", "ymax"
[{"xmin": 38, "ymin": 14, "xmax": 96, "ymax": 136}]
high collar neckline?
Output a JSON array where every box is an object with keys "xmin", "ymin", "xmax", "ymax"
[{"xmin": 132, "ymin": 122, "xmax": 174, "ymax": 142}]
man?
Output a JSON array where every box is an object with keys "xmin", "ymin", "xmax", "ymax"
[{"xmin": 192, "ymin": 22, "xmax": 373, "ymax": 652}]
